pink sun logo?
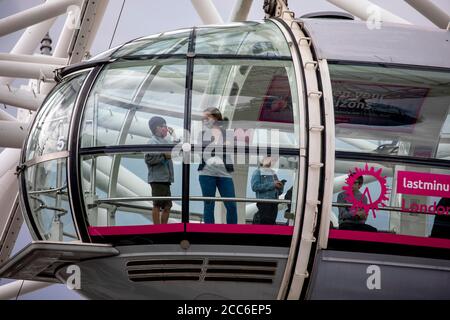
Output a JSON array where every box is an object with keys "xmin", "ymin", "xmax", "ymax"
[{"xmin": 342, "ymin": 164, "xmax": 390, "ymax": 219}]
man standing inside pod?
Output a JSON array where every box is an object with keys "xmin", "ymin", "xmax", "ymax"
[
  {"xmin": 145, "ymin": 116, "xmax": 175, "ymax": 224},
  {"xmin": 251, "ymin": 156, "xmax": 284, "ymax": 225}
]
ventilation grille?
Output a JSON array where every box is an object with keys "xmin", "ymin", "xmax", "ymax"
[{"xmin": 126, "ymin": 258, "xmax": 277, "ymax": 283}]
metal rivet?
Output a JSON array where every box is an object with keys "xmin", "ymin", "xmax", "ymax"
[{"xmin": 180, "ymin": 239, "xmax": 190, "ymax": 250}]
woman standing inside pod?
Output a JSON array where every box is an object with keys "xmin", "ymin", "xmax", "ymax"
[{"xmin": 198, "ymin": 107, "xmax": 237, "ymax": 224}]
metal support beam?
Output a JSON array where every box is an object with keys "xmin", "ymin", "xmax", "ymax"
[
  {"xmin": 0, "ymin": 53, "xmax": 67, "ymax": 66},
  {"xmin": 327, "ymin": 0, "xmax": 411, "ymax": 24},
  {"xmin": 190, "ymin": 0, "xmax": 224, "ymax": 24},
  {"xmin": 42, "ymin": 0, "xmax": 109, "ymax": 93},
  {"xmin": 405, "ymin": 0, "xmax": 450, "ymax": 29},
  {"xmin": 0, "ymin": 86, "xmax": 45, "ymax": 111},
  {"xmin": 0, "ymin": 61, "xmax": 58, "ymax": 81},
  {"xmin": 82, "ymin": 0, "xmax": 110, "ymax": 60},
  {"xmin": 0, "ymin": 121, "xmax": 28, "ymax": 148},
  {"xmin": 229, "ymin": 0, "xmax": 254, "ymax": 22},
  {"xmin": 0, "ymin": 0, "xmax": 81, "ymax": 37},
  {"xmin": 0, "ymin": 11, "xmax": 56, "ymax": 86},
  {"xmin": 67, "ymin": 0, "xmax": 109, "ymax": 64},
  {"xmin": 0, "ymin": 109, "xmax": 17, "ymax": 122},
  {"xmin": 52, "ymin": 11, "xmax": 79, "ymax": 59},
  {"xmin": 0, "ymin": 148, "xmax": 23, "ymax": 268},
  {"xmin": 0, "ymin": 196, "xmax": 23, "ymax": 266},
  {"xmin": 4, "ymin": 19, "xmax": 56, "ymax": 61},
  {"xmin": 0, "ymin": 280, "xmax": 51, "ymax": 300}
]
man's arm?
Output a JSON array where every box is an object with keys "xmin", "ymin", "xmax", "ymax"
[
  {"xmin": 145, "ymin": 153, "xmax": 166, "ymax": 166},
  {"xmin": 337, "ymin": 191, "xmax": 353, "ymax": 221},
  {"xmin": 251, "ymin": 170, "xmax": 276, "ymax": 193}
]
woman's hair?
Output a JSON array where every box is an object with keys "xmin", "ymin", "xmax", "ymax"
[
  {"xmin": 204, "ymin": 107, "xmax": 223, "ymax": 121},
  {"xmin": 204, "ymin": 107, "xmax": 229, "ymax": 128}
]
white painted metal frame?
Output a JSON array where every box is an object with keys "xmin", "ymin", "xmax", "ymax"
[
  {"xmin": 268, "ymin": 2, "xmax": 321, "ymax": 300},
  {"xmin": 286, "ymin": 17, "xmax": 323, "ymax": 300},
  {"xmin": 0, "ymin": 53, "xmax": 67, "ymax": 65},
  {"xmin": 326, "ymin": 0, "xmax": 411, "ymax": 24},
  {"xmin": 0, "ymin": 121, "xmax": 28, "ymax": 149},
  {"xmin": 404, "ymin": 0, "xmax": 450, "ymax": 29},
  {"xmin": 190, "ymin": 0, "xmax": 224, "ymax": 24},
  {"xmin": 316, "ymin": 59, "xmax": 335, "ymax": 250},
  {"xmin": 0, "ymin": 196, "xmax": 23, "ymax": 266},
  {"xmin": 0, "ymin": 0, "xmax": 82, "ymax": 37},
  {"xmin": 0, "ymin": 61, "xmax": 59, "ymax": 81},
  {"xmin": 0, "ymin": 86, "xmax": 45, "ymax": 112},
  {"xmin": 229, "ymin": 0, "xmax": 254, "ymax": 22},
  {"xmin": 67, "ymin": 0, "xmax": 109, "ymax": 65},
  {"xmin": 270, "ymin": 2, "xmax": 325, "ymax": 300}
]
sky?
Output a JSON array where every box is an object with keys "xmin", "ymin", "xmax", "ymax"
[{"xmin": 0, "ymin": 0, "xmax": 449, "ymax": 300}]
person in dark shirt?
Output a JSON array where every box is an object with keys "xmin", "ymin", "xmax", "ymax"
[
  {"xmin": 337, "ymin": 172, "xmax": 377, "ymax": 232},
  {"xmin": 431, "ymin": 198, "xmax": 450, "ymax": 239},
  {"xmin": 144, "ymin": 116, "xmax": 175, "ymax": 224},
  {"xmin": 251, "ymin": 156, "xmax": 284, "ymax": 225}
]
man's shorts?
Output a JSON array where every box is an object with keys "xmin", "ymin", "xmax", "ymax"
[{"xmin": 150, "ymin": 182, "xmax": 172, "ymax": 209}]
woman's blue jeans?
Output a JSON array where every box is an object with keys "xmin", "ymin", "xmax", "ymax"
[{"xmin": 199, "ymin": 175, "xmax": 238, "ymax": 224}]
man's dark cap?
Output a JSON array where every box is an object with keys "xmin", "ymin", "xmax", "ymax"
[{"xmin": 148, "ymin": 116, "xmax": 166, "ymax": 134}]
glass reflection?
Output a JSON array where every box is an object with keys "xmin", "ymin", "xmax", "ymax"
[
  {"xmin": 25, "ymin": 159, "xmax": 78, "ymax": 241},
  {"xmin": 190, "ymin": 59, "xmax": 299, "ymax": 148},
  {"xmin": 26, "ymin": 72, "xmax": 87, "ymax": 160},
  {"xmin": 111, "ymin": 29, "xmax": 191, "ymax": 57},
  {"xmin": 195, "ymin": 21, "xmax": 291, "ymax": 57},
  {"xmin": 81, "ymin": 152, "xmax": 182, "ymax": 227},
  {"xmin": 330, "ymin": 64, "xmax": 450, "ymax": 159},
  {"xmin": 189, "ymin": 152, "xmax": 298, "ymax": 225},
  {"xmin": 332, "ymin": 159, "xmax": 450, "ymax": 239},
  {"xmin": 80, "ymin": 60, "xmax": 186, "ymax": 148},
  {"xmin": 81, "ymin": 151, "xmax": 298, "ymax": 227}
]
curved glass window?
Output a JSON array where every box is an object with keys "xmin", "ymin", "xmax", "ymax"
[
  {"xmin": 330, "ymin": 64, "xmax": 450, "ymax": 160},
  {"xmin": 80, "ymin": 59, "xmax": 186, "ymax": 148},
  {"xmin": 331, "ymin": 63, "xmax": 450, "ymax": 248},
  {"xmin": 190, "ymin": 58, "xmax": 299, "ymax": 149},
  {"xmin": 26, "ymin": 72, "xmax": 87, "ymax": 161},
  {"xmin": 88, "ymin": 45, "xmax": 121, "ymax": 61},
  {"xmin": 189, "ymin": 152, "xmax": 299, "ymax": 225},
  {"xmin": 81, "ymin": 151, "xmax": 298, "ymax": 228},
  {"xmin": 25, "ymin": 158, "xmax": 78, "ymax": 241},
  {"xmin": 195, "ymin": 21, "xmax": 291, "ymax": 57},
  {"xmin": 81, "ymin": 152, "xmax": 183, "ymax": 227},
  {"xmin": 77, "ymin": 20, "xmax": 300, "ymax": 240},
  {"xmin": 111, "ymin": 29, "xmax": 191, "ymax": 58}
]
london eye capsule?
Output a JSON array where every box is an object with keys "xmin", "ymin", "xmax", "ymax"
[{"xmin": 2, "ymin": 11, "xmax": 450, "ymax": 300}]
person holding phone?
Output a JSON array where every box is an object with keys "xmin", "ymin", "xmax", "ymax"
[
  {"xmin": 251, "ymin": 156, "xmax": 284, "ymax": 225},
  {"xmin": 337, "ymin": 172, "xmax": 377, "ymax": 232},
  {"xmin": 145, "ymin": 116, "xmax": 175, "ymax": 224}
]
